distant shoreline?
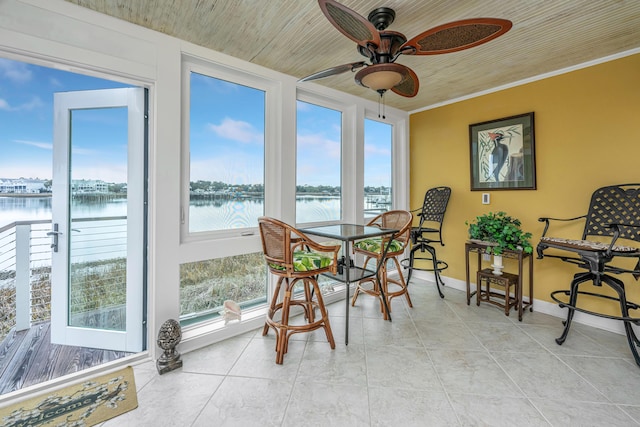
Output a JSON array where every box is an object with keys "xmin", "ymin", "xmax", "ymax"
[{"xmin": 0, "ymin": 193, "xmax": 51, "ymax": 198}]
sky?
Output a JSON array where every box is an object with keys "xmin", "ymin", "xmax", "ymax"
[
  {"xmin": 0, "ymin": 58, "xmax": 130, "ymax": 182},
  {"xmin": 0, "ymin": 58, "xmax": 391, "ymax": 188}
]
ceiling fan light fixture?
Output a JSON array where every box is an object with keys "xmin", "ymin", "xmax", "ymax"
[{"xmin": 355, "ymin": 63, "xmax": 407, "ymax": 91}]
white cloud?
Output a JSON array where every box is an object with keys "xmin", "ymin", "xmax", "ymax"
[
  {"xmin": 208, "ymin": 118, "xmax": 263, "ymax": 144},
  {"xmin": 297, "ymin": 133, "xmax": 340, "ymax": 159},
  {"xmin": 15, "ymin": 139, "xmax": 96, "ymax": 156},
  {"xmin": 296, "ymin": 101, "xmax": 312, "ymax": 112},
  {"xmin": 15, "ymin": 139, "xmax": 52, "ymax": 150},
  {"xmin": 190, "ymin": 155, "xmax": 264, "ymax": 183},
  {"xmin": 49, "ymin": 77, "xmax": 63, "ymax": 87},
  {"xmin": 364, "ymin": 143, "xmax": 390, "ymax": 156},
  {"xmin": 0, "ymin": 161, "xmax": 51, "ymax": 180},
  {"xmin": 0, "ymin": 58, "xmax": 32, "ymax": 83},
  {"xmin": 71, "ymin": 163, "xmax": 127, "ymax": 183},
  {"xmin": 0, "ymin": 96, "xmax": 44, "ymax": 112}
]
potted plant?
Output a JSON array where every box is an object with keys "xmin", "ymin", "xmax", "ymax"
[{"xmin": 466, "ymin": 211, "xmax": 533, "ymax": 274}]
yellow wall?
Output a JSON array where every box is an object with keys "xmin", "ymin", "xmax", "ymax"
[{"xmin": 409, "ymin": 53, "xmax": 640, "ymax": 312}]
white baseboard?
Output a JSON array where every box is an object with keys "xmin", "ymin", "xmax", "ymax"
[{"xmin": 408, "ymin": 270, "xmax": 633, "ymax": 336}]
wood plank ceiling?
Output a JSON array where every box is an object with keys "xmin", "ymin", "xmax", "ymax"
[{"xmin": 65, "ymin": 0, "xmax": 640, "ymax": 112}]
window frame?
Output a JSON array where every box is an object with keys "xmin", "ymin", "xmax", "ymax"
[
  {"xmin": 364, "ymin": 109, "xmax": 409, "ymax": 218},
  {"xmin": 363, "ymin": 116, "xmax": 394, "ymax": 220},
  {"xmin": 295, "ymin": 94, "xmax": 346, "ymax": 226},
  {"xmin": 180, "ymin": 56, "xmax": 278, "ymax": 243}
]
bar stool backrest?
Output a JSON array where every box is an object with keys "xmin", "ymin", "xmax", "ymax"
[
  {"xmin": 414, "ymin": 186, "xmax": 451, "ymax": 245},
  {"xmin": 582, "ymin": 184, "xmax": 640, "ymax": 243}
]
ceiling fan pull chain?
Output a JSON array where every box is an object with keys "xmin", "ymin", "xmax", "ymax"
[
  {"xmin": 383, "ymin": 93, "xmax": 386, "ymax": 119},
  {"xmin": 378, "ymin": 90, "xmax": 386, "ymax": 119}
]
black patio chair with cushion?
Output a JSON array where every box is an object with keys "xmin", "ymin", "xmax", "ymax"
[
  {"xmin": 258, "ymin": 216, "xmax": 341, "ymax": 364},
  {"xmin": 403, "ymin": 186, "xmax": 451, "ymax": 298},
  {"xmin": 536, "ymin": 183, "xmax": 640, "ymax": 366}
]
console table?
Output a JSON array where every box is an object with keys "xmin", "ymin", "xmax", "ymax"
[{"xmin": 465, "ymin": 241, "xmax": 534, "ymax": 320}]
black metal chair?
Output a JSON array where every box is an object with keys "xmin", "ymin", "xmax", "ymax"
[
  {"xmin": 403, "ymin": 186, "xmax": 451, "ymax": 298},
  {"xmin": 537, "ymin": 183, "xmax": 640, "ymax": 366}
]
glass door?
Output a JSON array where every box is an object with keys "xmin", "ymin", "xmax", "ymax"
[{"xmin": 51, "ymin": 88, "xmax": 146, "ymax": 352}]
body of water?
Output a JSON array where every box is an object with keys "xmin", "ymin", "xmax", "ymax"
[{"xmin": 1, "ymin": 195, "xmax": 387, "ymax": 230}]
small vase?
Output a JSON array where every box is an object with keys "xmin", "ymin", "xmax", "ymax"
[{"xmin": 491, "ymin": 254, "xmax": 504, "ymax": 275}]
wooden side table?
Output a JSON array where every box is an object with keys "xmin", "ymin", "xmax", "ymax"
[
  {"xmin": 465, "ymin": 241, "xmax": 533, "ymax": 321},
  {"xmin": 476, "ymin": 268, "xmax": 519, "ymax": 316}
]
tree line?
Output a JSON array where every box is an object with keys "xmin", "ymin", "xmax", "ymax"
[{"xmin": 189, "ymin": 180, "xmax": 389, "ymax": 194}]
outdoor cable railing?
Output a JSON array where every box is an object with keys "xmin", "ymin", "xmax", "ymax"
[{"xmin": 0, "ymin": 216, "xmax": 127, "ymax": 342}]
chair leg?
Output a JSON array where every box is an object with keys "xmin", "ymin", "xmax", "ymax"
[
  {"xmin": 351, "ymin": 284, "xmax": 361, "ymax": 307},
  {"xmin": 303, "ymin": 278, "xmax": 315, "ymax": 323},
  {"xmin": 391, "ymin": 256, "xmax": 412, "ymax": 308},
  {"xmin": 556, "ymin": 272, "xmax": 592, "ymax": 345},
  {"xmin": 602, "ymin": 275, "xmax": 640, "ymax": 367},
  {"xmin": 378, "ymin": 263, "xmax": 390, "ymax": 319},
  {"xmin": 263, "ymin": 277, "xmax": 284, "ymax": 336},
  {"xmin": 312, "ymin": 279, "xmax": 335, "ymax": 349},
  {"xmin": 423, "ymin": 244, "xmax": 445, "ymax": 299},
  {"xmin": 275, "ymin": 285, "xmax": 293, "ymax": 364},
  {"xmin": 352, "ymin": 256, "xmax": 374, "ymax": 307},
  {"xmin": 406, "ymin": 245, "xmax": 417, "ymax": 284},
  {"xmin": 407, "ymin": 243, "xmax": 445, "ymax": 298}
]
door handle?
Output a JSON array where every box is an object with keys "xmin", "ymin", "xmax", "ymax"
[{"xmin": 47, "ymin": 223, "xmax": 62, "ymax": 252}]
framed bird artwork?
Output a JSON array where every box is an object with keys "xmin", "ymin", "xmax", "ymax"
[{"xmin": 469, "ymin": 112, "xmax": 536, "ymax": 191}]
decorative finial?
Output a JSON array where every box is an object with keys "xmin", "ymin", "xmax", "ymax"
[{"xmin": 156, "ymin": 318, "xmax": 183, "ymax": 374}]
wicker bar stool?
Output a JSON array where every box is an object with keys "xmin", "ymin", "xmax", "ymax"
[
  {"xmin": 258, "ymin": 216, "xmax": 341, "ymax": 364},
  {"xmin": 351, "ymin": 210, "xmax": 413, "ymax": 319}
]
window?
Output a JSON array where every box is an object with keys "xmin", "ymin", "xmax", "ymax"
[
  {"xmin": 187, "ymin": 72, "xmax": 265, "ymax": 233},
  {"xmin": 296, "ymin": 100, "xmax": 342, "ymax": 224},
  {"xmin": 364, "ymin": 118, "xmax": 393, "ymax": 216},
  {"xmin": 179, "ymin": 252, "xmax": 267, "ymax": 325},
  {"xmin": 180, "ymin": 60, "xmax": 271, "ymax": 327}
]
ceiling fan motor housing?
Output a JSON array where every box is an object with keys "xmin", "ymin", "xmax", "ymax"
[{"xmin": 367, "ymin": 7, "xmax": 395, "ymax": 30}]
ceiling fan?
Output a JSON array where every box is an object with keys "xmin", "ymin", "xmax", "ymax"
[{"xmin": 300, "ymin": 0, "xmax": 512, "ymax": 99}]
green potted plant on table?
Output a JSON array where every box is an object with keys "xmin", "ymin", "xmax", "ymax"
[{"xmin": 466, "ymin": 211, "xmax": 533, "ymax": 275}]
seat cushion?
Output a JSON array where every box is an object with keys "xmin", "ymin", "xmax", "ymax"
[
  {"xmin": 354, "ymin": 238, "xmax": 404, "ymax": 254},
  {"xmin": 540, "ymin": 236, "xmax": 638, "ymax": 253},
  {"xmin": 269, "ymin": 251, "xmax": 334, "ymax": 272}
]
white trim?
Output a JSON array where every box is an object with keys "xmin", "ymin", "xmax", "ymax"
[{"xmin": 411, "ymin": 47, "xmax": 640, "ymax": 114}]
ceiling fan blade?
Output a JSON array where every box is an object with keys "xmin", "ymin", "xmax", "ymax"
[
  {"xmin": 299, "ymin": 62, "xmax": 367, "ymax": 82},
  {"xmin": 401, "ymin": 18, "xmax": 512, "ymax": 55},
  {"xmin": 391, "ymin": 67, "xmax": 419, "ymax": 98},
  {"xmin": 318, "ymin": 0, "xmax": 381, "ymax": 48}
]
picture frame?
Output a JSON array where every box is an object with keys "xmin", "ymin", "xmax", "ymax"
[{"xmin": 469, "ymin": 112, "xmax": 536, "ymax": 191}]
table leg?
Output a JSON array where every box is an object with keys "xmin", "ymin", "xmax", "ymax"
[
  {"xmin": 343, "ymin": 243, "xmax": 350, "ymax": 346},
  {"xmin": 529, "ymin": 256, "xmax": 534, "ymax": 313},
  {"xmin": 465, "ymin": 246, "xmax": 471, "ymax": 305},
  {"xmin": 517, "ymin": 256, "xmax": 524, "ymax": 321}
]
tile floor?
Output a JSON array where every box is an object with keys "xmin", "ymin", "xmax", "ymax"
[{"xmin": 102, "ymin": 279, "xmax": 640, "ymax": 426}]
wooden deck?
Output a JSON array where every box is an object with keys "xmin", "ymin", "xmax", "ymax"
[{"xmin": 0, "ymin": 322, "xmax": 132, "ymax": 395}]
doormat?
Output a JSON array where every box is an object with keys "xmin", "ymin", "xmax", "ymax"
[{"xmin": 0, "ymin": 366, "xmax": 138, "ymax": 427}]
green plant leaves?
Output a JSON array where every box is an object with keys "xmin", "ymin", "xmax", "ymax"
[{"xmin": 466, "ymin": 211, "xmax": 533, "ymax": 255}]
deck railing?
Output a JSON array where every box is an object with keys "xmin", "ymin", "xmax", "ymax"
[{"xmin": 0, "ymin": 217, "xmax": 127, "ymax": 342}]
